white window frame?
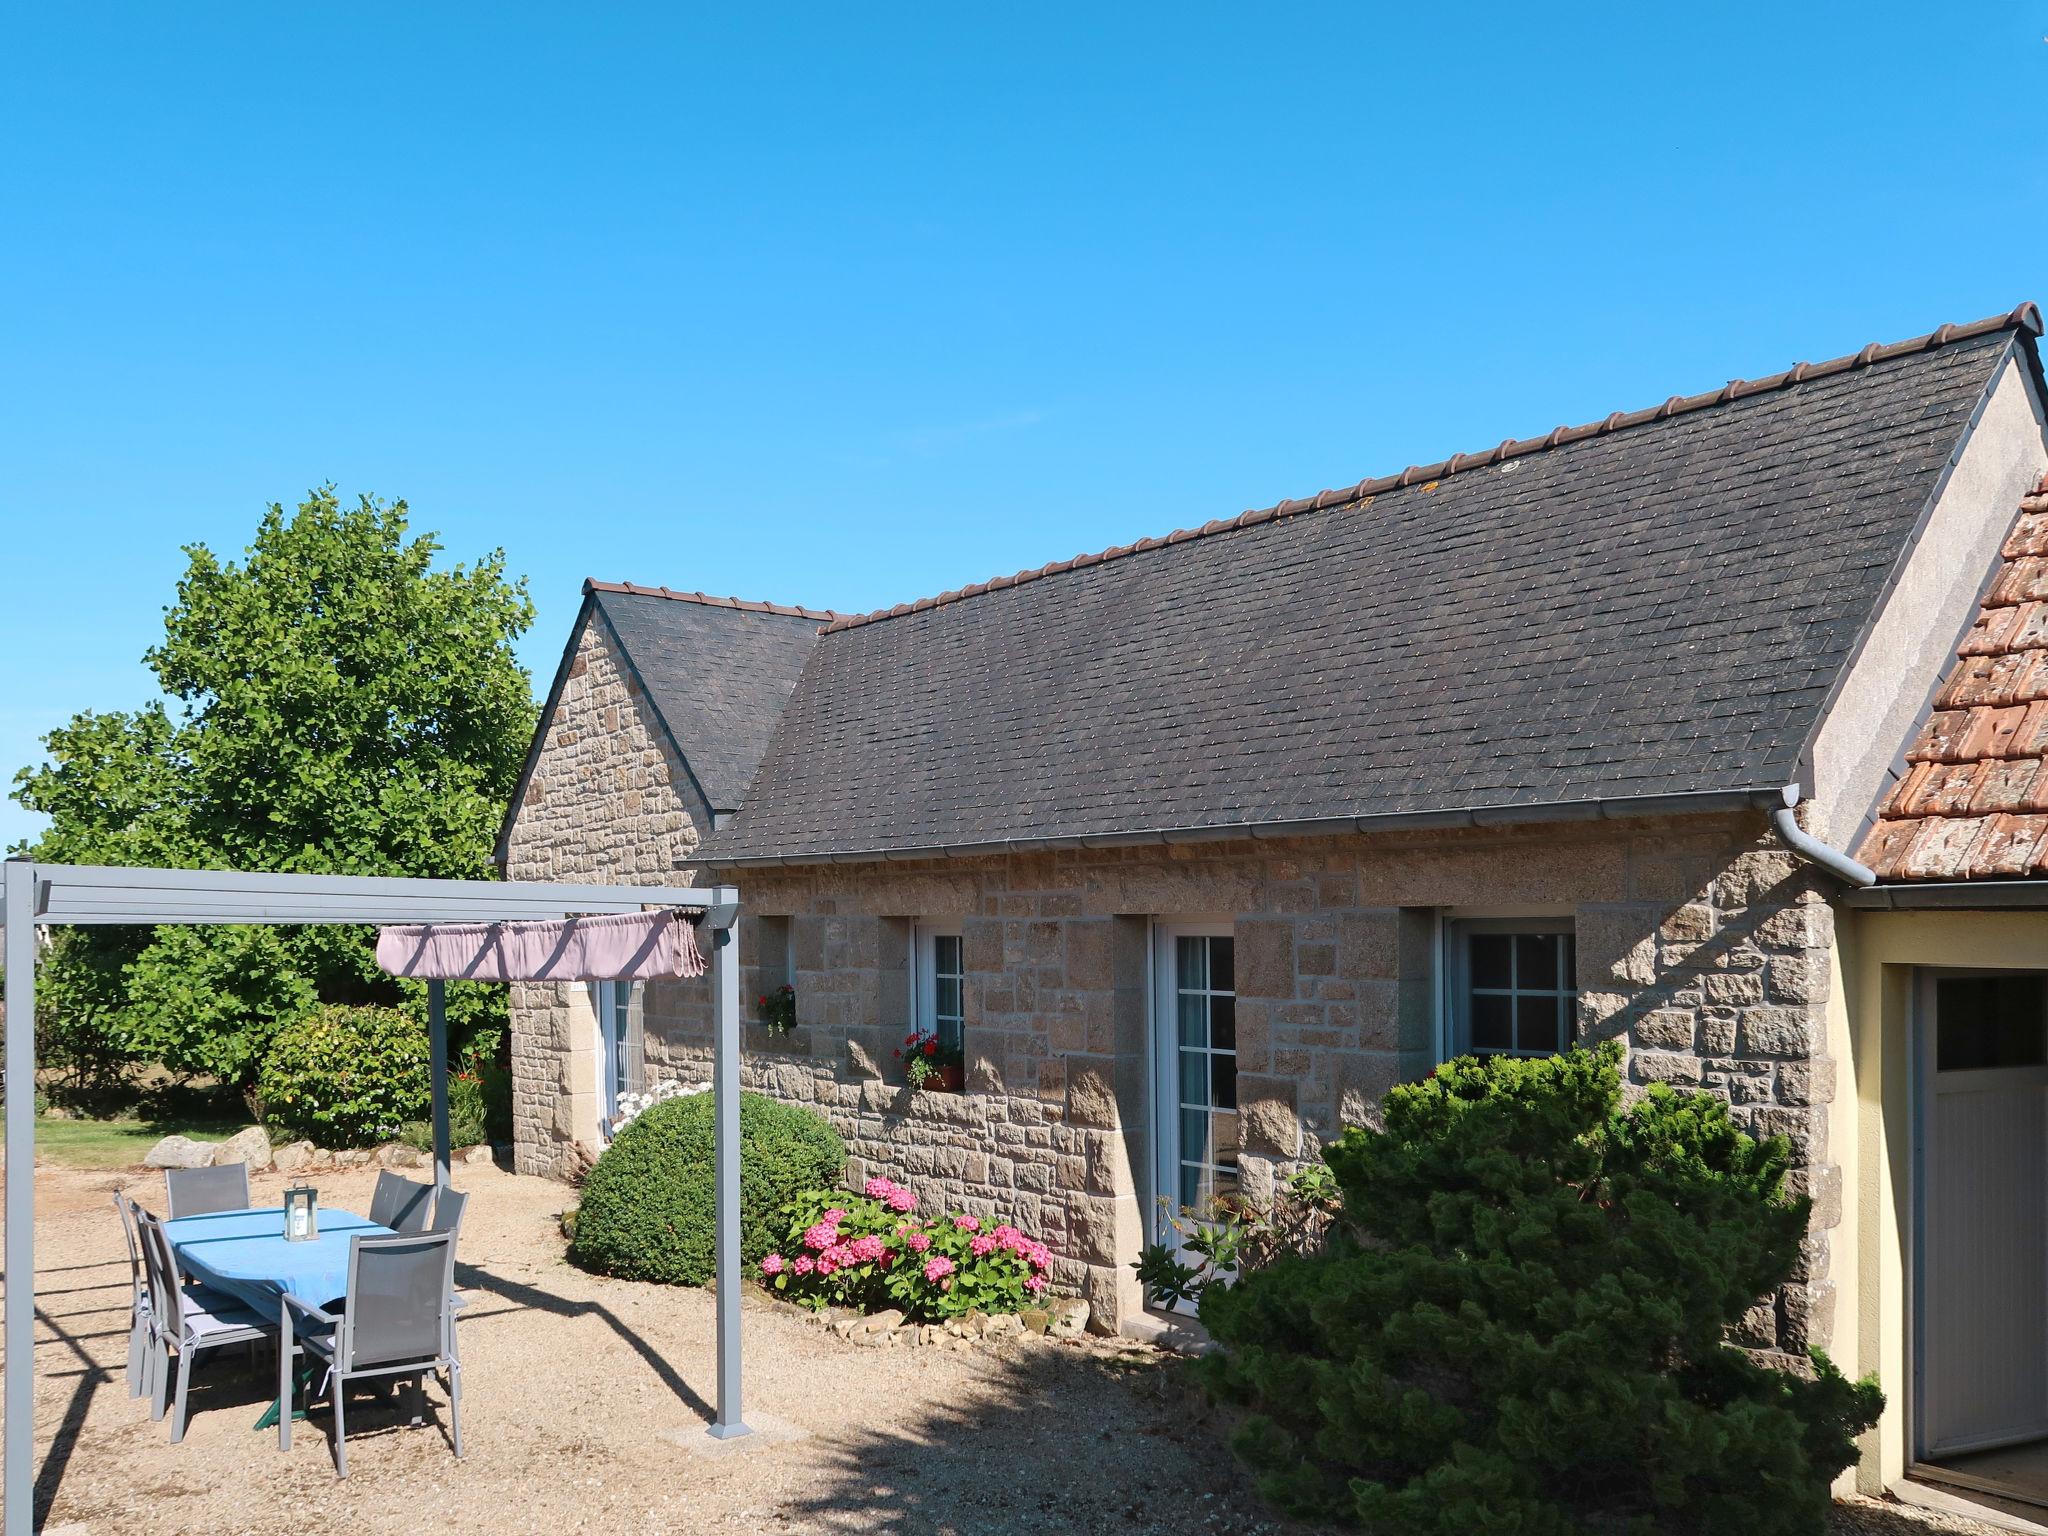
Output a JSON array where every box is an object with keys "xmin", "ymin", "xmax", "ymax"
[
  {"xmin": 1149, "ymin": 918, "xmax": 1239, "ymax": 1248},
  {"xmin": 1441, "ymin": 916, "xmax": 1578, "ymax": 1060},
  {"xmin": 589, "ymin": 979, "xmax": 643, "ymax": 1132},
  {"xmin": 911, "ymin": 923, "xmax": 965, "ymax": 1054}
]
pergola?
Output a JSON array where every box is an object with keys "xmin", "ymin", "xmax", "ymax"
[{"xmin": 0, "ymin": 858, "xmax": 750, "ymax": 1536}]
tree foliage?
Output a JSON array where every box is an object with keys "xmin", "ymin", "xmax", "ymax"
[
  {"xmin": 1195, "ymin": 1045, "xmax": 1882, "ymax": 1536},
  {"xmin": 12, "ymin": 489, "xmax": 535, "ymax": 1089}
]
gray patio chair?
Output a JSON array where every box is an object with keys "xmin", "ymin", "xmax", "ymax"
[
  {"xmin": 283, "ymin": 1230, "xmax": 462, "ymax": 1477},
  {"xmin": 428, "ymin": 1188, "xmax": 469, "ymax": 1353},
  {"xmin": 164, "ymin": 1161, "xmax": 250, "ymax": 1219},
  {"xmin": 428, "ymin": 1186, "xmax": 466, "ymax": 1239},
  {"xmin": 136, "ymin": 1210, "xmax": 276, "ymax": 1442},
  {"xmin": 368, "ymin": 1170, "xmax": 433, "ymax": 1233},
  {"xmin": 113, "ymin": 1192, "xmax": 155, "ymax": 1399}
]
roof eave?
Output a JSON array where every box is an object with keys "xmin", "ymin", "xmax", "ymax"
[{"xmin": 694, "ymin": 787, "xmax": 1783, "ymax": 869}]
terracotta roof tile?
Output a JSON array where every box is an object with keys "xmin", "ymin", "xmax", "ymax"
[{"xmin": 1859, "ymin": 471, "xmax": 2048, "ymax": 881}]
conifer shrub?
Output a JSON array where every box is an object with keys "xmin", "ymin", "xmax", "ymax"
[
  {"xmin": 567, "ymin": 1090, "xmax": 844, "ymax": 1285},
  {"xmin": 1194, "ymin": 1043, "xmax": 1881, "ymax": 1536}
]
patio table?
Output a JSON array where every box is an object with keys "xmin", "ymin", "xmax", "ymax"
[{"xmin": 164, "ymin": 1206, "xmax": 398, "ymax": 1436}]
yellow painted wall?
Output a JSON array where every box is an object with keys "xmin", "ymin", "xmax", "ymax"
[{"xmin": 1838, "ymin": 906, "xmax": 2048, "ymax": 1490}]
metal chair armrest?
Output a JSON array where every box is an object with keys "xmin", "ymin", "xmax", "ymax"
[{"xmin": 280, "ymin": 1294, "xmax": 339, "ymax": 1330}]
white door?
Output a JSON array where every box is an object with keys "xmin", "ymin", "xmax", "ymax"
[
  {"xmin": 1151, "ymin": 923, "xmax": 1239, "ymax": 1252},
  {"xmin": 1919, "ymin": 969, "xmax": 2048, "ymax": 1457}
]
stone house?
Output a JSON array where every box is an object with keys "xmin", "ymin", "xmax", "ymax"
[{"xmin": 500, "ymin": 304, "xmax": 2048, "ymax": 1508}]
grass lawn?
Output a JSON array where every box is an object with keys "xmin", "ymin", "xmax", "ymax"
[{"xmin": 35, "ymin": 1115, "xmax": 245, "ymax": 1170}]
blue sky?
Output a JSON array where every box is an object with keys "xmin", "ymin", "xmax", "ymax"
[{"xmin": 4, "ymin": 4, "xmax": 2045, "ymax": 849}]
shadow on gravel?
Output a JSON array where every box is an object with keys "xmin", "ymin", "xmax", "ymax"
[{"xmin": 770, "ymin": 1344, "xmax": 1321, "ymax": 1536}]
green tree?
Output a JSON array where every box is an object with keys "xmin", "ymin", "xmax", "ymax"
[
  {"xmin": 12, "ymin": 488, "xmax": 536, "ymax": 1095},
  {"xmin": 1195, "ymin": 1045, "xmax": 1882, "ymax": 1536}
]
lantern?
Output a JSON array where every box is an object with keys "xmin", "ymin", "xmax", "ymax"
[{"xmin": 283, "ymin": 1185, "xmax": 319, "ymax": 1242}]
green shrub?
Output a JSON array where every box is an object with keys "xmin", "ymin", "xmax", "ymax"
[
  {"xmin": 259, "ymin": 1004, "xmax": 429, "ymax": 1147},
  {"xmin": 568, "ymin": 1091, "xmax": 844, "ymax": 1285},
  {"xmin": 1195, "ymin": 1044, "xmax": 1882, "ymax": 1536},
  {"xmin": 396, "ymin": 1072, "xmax": 491, "ymax": 1152}
]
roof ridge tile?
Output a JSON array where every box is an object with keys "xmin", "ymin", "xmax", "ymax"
[{"xmin": 584, "ymin": 578, "xmax": 843, "ymax": 623}]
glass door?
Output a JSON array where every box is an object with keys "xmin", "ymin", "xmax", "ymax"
[{"xmin": 1152, "ymin": 924, "xmax": 1238, "ymax": 1242}]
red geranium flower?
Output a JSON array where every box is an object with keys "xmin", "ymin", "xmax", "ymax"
[{"xmin": 923, "ymin": 1040, "xmax": 937, "ymax": 1056}]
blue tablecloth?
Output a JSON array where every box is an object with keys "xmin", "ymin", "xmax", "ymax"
[{"xmin": 165, "ymin": 1206, "xmax": 397, "ymax": 1317}]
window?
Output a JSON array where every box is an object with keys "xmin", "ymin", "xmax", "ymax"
[
  {"xmin": 913, "ymin": 926, "xmax": 965, "ymax": 1054},
  {"xmin": 1448, "ymin": 920, "xmax": 1576, "ymax": 1058},
  {"xmin": 1936, "ymin": 973, "xmax": 2048, "ymax": 1072},
  {"xmin": 1155, "ymin": 928, "xmax": 1238, "ymax": 1214},
  {"xmin": 589, "ymin": 979, "xmax": 644, "ymax": 1130}
]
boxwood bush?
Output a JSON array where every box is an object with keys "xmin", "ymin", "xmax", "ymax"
[
  {"xmin": 259, "ymin": 1003, "xmax": 429, "ymax": 1146},
  {"xmin": 568, "ymin": 1090, "xmax": 844, "ymax": 1285},
  {"xmin": 1195, "ymin": 1043, "xmax": 1882, "ymax": 1536}
]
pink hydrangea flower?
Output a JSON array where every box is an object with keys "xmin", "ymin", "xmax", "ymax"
[
  {"xmin": 1029, "ymin": 1244, "xmax": 1052, "ymax": 1271},
  {"xmin": 760, "ymin": 1253, "xmax": 785, "ymax": 1277},
  {"xmin": 823, "ymin": 1208, "xmax": 849, "ymax": 1223},
  {"xmin": 953, "ymin": 1216, "xmax": 980, "ymax": 1232},
  {"xmin": 904, "ymin": 1230, "xmax": 932, "ymax": 1253},
  {"xmin": 846, "ymin": 1234, "xmax": 886, "ymax": 1263},
  {"xmin": 792, "ymin": 1254, "xmax": 815, "ymax": 1276},
  {"xmin": 802, "ymin": 1221, "xmax": 840, "ymax": 1252},
  {"xmin": 970, "ymin": 1233, "xmax": 997, "ymax": 1258},
  {"xmin": 885, "ymin": 1186, "xmax": 917, "ymax": 1213},
  {"xmin": 923, "ymin": 1255, "xmax": 956, "ymax": 1283},
  {"xmin": 815, "ymin": 1253, "xmax": 837, "ymax": 1276},
  {"xmin": 864, "ymin": 1177, "xmax": 896, "ymax": 1200},
  {"xmin": 1023, "ymin": 1273, "xmax": 1048, "ymax": 1293}
]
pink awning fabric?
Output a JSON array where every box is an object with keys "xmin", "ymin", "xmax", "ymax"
[{"xmin": 374, "ymin": 908, "xmax": 705, "ymax": 982}]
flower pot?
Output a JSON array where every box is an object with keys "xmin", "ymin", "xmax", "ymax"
[{"xmin": 936, "ymin": 1063, "xmax": 964, "ymax": 1093}]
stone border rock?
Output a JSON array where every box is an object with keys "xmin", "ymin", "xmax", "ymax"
[
  {"xmin": 787, "ymin": 1296, "xmax": 1091, "ymax": 1351},
  {"xmin": 144, "ymin": 1129, "xmax": 499, "ymax": 1176}
]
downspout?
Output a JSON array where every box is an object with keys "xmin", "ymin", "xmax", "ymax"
[{"xmin": 1772, "ymin": 784, "xmax": 1876, "ymax": 888}]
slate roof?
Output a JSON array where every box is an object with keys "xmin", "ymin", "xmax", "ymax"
[
  {"xmin": 1858, "ymin": 473, "xmax": 2048, "ymax": 880},
  {"xmin": 497, "ymin": 582, "xmax": 836, "ymax": 863},
  {"xmin": 585, "ymin": 583, "xmax": 835, "ymax": 814},
  {"xmin": 695, "ymin": 310, "xmax": 2039, "ymax": 866}
]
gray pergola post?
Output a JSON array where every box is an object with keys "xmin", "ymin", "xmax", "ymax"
[
  {"xmin": 4, "ymin": 860, "xmax": 34, "ymax": 1536},
  {"xmin": 428, "ymin": 979, "xmax": 451, "ymax": 1189},
  {"xmin": 707, "ymin": 883, "xmax": 750, "ymax": 1440}
]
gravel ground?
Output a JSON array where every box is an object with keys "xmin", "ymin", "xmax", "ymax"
[{"xmin": 0, "ymin": 1160, "xmax": 2018, "ymax": 1536}]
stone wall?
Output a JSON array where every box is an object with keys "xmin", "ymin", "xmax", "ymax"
[
  {"xmin": 574, "ymin": 811, "xmax": 1838, "ymax": 1343},
  {"xmin": 500, "ymin": 608, "xmax": 709, "ymax": 1174}
]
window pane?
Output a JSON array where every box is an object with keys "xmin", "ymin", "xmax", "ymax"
[
  {"xmin": 1516, "ymin": 994, "xmax": 1562, "ymax": 1054},
  {"xmin": 935, "ymin": 975, "xmax": 961, "ymax": 1021},
  {"xmin": 1211, "ymin": 1158, "xmax": 1240, "ymax": 1202},
  {"xmin": 1470, "ymin": 934, "xmax": 1512, "ymax": 989},
  {"xmin": 1181, "ymin": 1107, "xmax": 1211, "ymax": 1165},
  {"xmin": 1515, "ymin": 934, "xmax": 1558, "ymax": 991},
  {"xmin": 1180, "ymin": 1051, "xmax": 1209, "ymax": 1107},
  {"xmin": 1560, "ymin": 935, "xmax": 1576, "ymax": 991},
  {"xmin": 1177, "ymin": 935, "xmax": 1208, "ymax": 991},
  {"xmin": 1212, "ymin": 1055, "xmax": 1237, "ymax": 1109},
  {"xmin": 1470, "ymin": 992, "xmax": 1513, "ymax": 1051},
  {"xmin": 1178, "ymin": 994, "xmax": 1207, "ymax": 1048},
  {"xmin": 1209, "ymin": 937, "xmax": 1234, "ymax": 994},
  {"xmin": 1213, "ymin": 1110, "xmax": 1239, "ymax": 1164},
  {"xmin": 1209, "ymin": 995, "xmax": 1236, "ymax": 1050},
  {"xmin": 1179, "ymin": 1162, "xmax": 1204, "ymax": 1211},
  {"xmin": 937, "ymin": 1016, "xmax": 962, "ymax": 1055},
  {"xmin": 1938, "ymin": 975, "xmax": 2048, "ymax": 1071},
  {"xmin": 934, "ymin": 934, "xmax": 962, "ymax": 976}
]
